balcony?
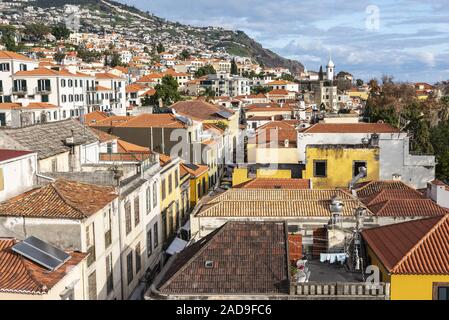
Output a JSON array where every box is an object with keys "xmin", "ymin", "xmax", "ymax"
[
  {"xmin": 12, "ymin": 87, "xmax": 27, "ymax": 95},
  {"xmin": 87, "ymin": 99, "xmax": 102, "ymax": 106},
  {"xmin": 35, "ymin": 87, "xmax": 52, "ymax": 94},
  {"xmin": 87, "ymin": 87, "xmax": 97, "ymax": 92}
]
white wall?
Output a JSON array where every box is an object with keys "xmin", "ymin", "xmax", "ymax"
[{"xmin": 0, "ymin": 152, "xmax": 37, "ymax": 202}]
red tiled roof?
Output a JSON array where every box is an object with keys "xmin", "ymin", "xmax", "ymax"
[
  {"xmin": 170, "ymin": 100, "xmax": 234, "ymax": 121},
  {"xmin": 158, "ymin": 221, "xmax": 289, "ymax": 295},
  {"xmin": 89, "ymin": 127, "xmax": 118, "ymax": 143},
  {"xmin": 0, "ymin": 149, "xmax": 34, "ymax": 162},
  {"xmin": 368, "ymin": 199, "xmax": 448, "ymax": 217},
  {"xmin": 362, "ymin": 215, "xmax": 449, "ymax": 275},
  {"xmin": 355, "ymin": 180, "xmax": 413, "ymax": 198},
  {"xmin": 303, "ymin": 123, "xmax": 400, "ymax": 134},
  {"xmin": 361, "ymin": 189, "xmax": 425, "ymax": 206},
  {"xmin": 82, "ymin": 111, "xmax": 109, "ymax": 125},
  {"xmin": 0, "ymin": 238, "xmax": 86, "ymax": 295},
  {"xmin": 180, "ymin": 163, "xmax": 208, "ymax": 177},
  {"xmin": 234, "ymin": 178, "xmax": 311, "ymax": 189},
  {"xmin": 116, "ymin": 114, "xmax": 187, "ymax": 128},
  {"xmin": 0, "ymin": 179, "xmax": 118, "ymax": 219},
  {"xmin": 0, "ymin": 51, "xmax": 33, "ymax": 61}
]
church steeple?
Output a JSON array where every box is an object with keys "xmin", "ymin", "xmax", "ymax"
[{"xmin": 326, "ymin": 55, "xmax": 335, "ymax": 80}]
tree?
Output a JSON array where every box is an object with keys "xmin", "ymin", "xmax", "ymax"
[
  {"xmin": 431, "ymin": 122, "xmax": 449, "ymax": 181},
  {"xmin": 251, "ymin": 86, "xmax": 270, "ymax": 95},
  {"xmin": 54, "ymin": 52, "xmax": 66, "ymax": 63},
  {"xmin": 150, "ymin": 75, "xmax": 181, "ymax": 107},
  {"xmin": 0, "ymin": 25, "xmax": 17, "ymax": 51},
  {"xmin": 51, "ymin": 24, "xmax": 71, "ymax": 40},
  {"xmin": 194, "ymin": 65, "xmax": 216, "ymax": 78},
  {"xmin": 178, "ymin": 49, "xmax": 190, "ymax": 60},
  {"xmin": 200, "ymin": 87, "xmax": 216, "ymax": 102},
  {"xmin": 24, "ymin": 23, "xmax": 51, "ymax": 41},
  {"xmin": 280, "ymin": 73, "xmax": 295, "ymax": 82},
  {"xmin": 402, "ymin": 102, "xmax": 434, "ymax": 154},
  {"xmin": 214, "ymin": 121, "xmax": 229, "ymax": 131},
  {"xmin": 230, "ymin": 59, "xmax": 238, "ymax": 75},
  {"xmin": 156, "ymin": 43, "xmax": 165, "ymax": 54},
  {"xmin": 356, "ymin": 79, "xmax": 364, "ymax": 87}
]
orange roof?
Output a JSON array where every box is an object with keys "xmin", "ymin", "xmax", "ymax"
[
  {"xmin": 91, "ymin": 115, "xmax": 133, "ymax": 127},
  {"xmin": 170, "ymin": 100, "xmax": 234, "ymax": 121},
  {"xmin": 0, "ymin": 51, "xmax": 33, "ymax": 61},
  {"xmin": 113, "ymin": 66, "xmax": 129, "ymax": 74},
  {"xmin": 14, "ymin": 68, "xmax": 91, "ymax": 78},
  {"xmin": 117, "ymin": 139, "xmax": 149, "ymax": 153},
  {"xmin": 137, "ymin": 73, "xmax": 162, "ymax": 83},
  {"xmin": 355, "ymin": 180, "xmax": 414, "ymax": 198},
  {"xmin": 267, "ymin": 80, "xmax": 292, "ymax": 86},
  {"xmin": 116, "ymin": 114, "xmax": 187, "ymax": 128},
  {"xmin": 82, "ymin": 111, "xmax": 109, "ymax": 125},
  {"xmin": 234, "ymin": 178, "xmax": 311, "ymax": 189},
  {"xmin": 126, "ymin": 83, "xmax": 147, "ymax": 93},
  {"xmin": 0, "ymin": 239, "xmax": 86, "ymax": 295},
  {"xmin": 0, "ymin": 179, "xmax": 118, "ymax": 219},
  {"xmin": 303, "ymin": 123, "xmax": 400, "ymax": 134},
  {"xmin": 268, "ymin": 89, "xmax": 291, "ymax": 95},
  {"xmin": 140, "ymin": 88, "xmax": 156, "ymax": 97},
  {"xmin": 95, "ymin": 85, "xmax": 112, "ymax": 91},
  {"xmin": 368, "ymin": 199, "xmax": 448, "ymax": 217},
  {"xmin": 361, "ymin": 189, "xmax": 425, "ymax": 206},
  {"xmin": 89, "ymin": 127, "xmax": 118, "ymax": 142},
  {"xmin": 159, "ymin": 153, "xmax": 172, "ymax": 166},
  {"xmin": 362, "ymin": 215, "xmax": 449, "ymax": 275},
  {"xmin": 180, "ymin": 163, "xmax": 209, "ymax": 177},
  {"xmin": 95, "ymin": 73, "xmax": 122, "ymax": 80}
]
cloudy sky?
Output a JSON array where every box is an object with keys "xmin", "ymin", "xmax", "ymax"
[{"xmin": 119, "ymin": 0, "xmax": 449, "ymax": 83}]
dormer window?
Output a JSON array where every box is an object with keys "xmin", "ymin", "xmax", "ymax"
[{"xmin": 205, "ymin": 260, "xmax": 214, "ymax": 269}]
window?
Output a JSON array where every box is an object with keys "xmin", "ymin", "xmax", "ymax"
[
  {"xmin": 62, "ymin": 95, "xmax": 67, "ymax": 103},
  {"xmin": 104, "ymin": 209, "xmax": 112, "ymax": 248},
  {"xmin": 433, "ymin": 283, "xmax": 449, "ymax": 300},
  {"xmin": 353, "ymin": 161, "xmax": 367, "ymax": 178},
  {"xmin": 313, "ymin": 160, "xmax": 327, "ymax": 178},
  {"xmin": 152, "ymin": 182, "xmax": 158, "ymax": 208},
  {"xmin": 125, "ymin": 201, "xmax": 132, "ymax": 235},
  {"xmin": 106, "ymin": 142, "xmax": 113, "ymax": 154},
  {"xmin": 61, "ymin": 79, "xmax": 66, "ymax": 87},
  {"xmin": 41, "ymin": 95, "xmax": 49, "ymax": 103},
  {"xmin": 37, "ymin": 79, "xmax": 51, "ymax": 92},
  {"xmin": 106, "ymin": 253, "xmax": 113, "ymax": 294},
  {"xmin": 146, "ymin": 187, "xmax": 151, "ymax": 214},
  {"xmin": 147, "ymin": 229, "xmax": 152, "ymax": 257},
  {"xmin": 51, "ymin": 159, "xmax": 58, "ymax": 172},
  {"xmin": 13, "ymin": 79, "xmax": 26, "ymax": 92},
  {"xmin": 126, "ymin": 252, "xmax": 133, "ymax": 284},
  {"xmin": 168, "ymin": 174, "xmax": 173, "ymax": 194},
  {"xmin": 86, "ymin": 222, "xmax": 96, "ymax": 266},
  {"xmin": 153, "ymin": 222, "xmax": 159, "ymax": 249},
  {"xmin": 0, "ymin": 63, "xmax": 10, "ymax": 72},
  {"xmin": 161, "ymin": 179, "xmax": 166, "ymax": 200},
  {"xmin": 175, "ymin": 170, "xmax": 179, "ymax": 188},
  {"xmin": 68, "ymin": 79, "xmax": 73, "ymax": 87},
  {"xmin": 135, "ymin": 243, "xmax": 141, "ymax": 273},
  {"xmin": 88, "ymin": 271, "xmax": 97, "ymax": 300},
  {"xmin": 134, "ymin": 197, "xmax": 140, "ymax": 227},
  {"xmin": 69, "ymin": 95, "xmax": 73, "ymax": 102}
]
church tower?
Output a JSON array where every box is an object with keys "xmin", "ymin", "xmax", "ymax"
[{"xmin": 326, "ymin": 56, "xmax": 335, "ymax": 81}]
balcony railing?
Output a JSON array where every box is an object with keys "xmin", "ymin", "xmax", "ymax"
[
  {"xmin": 12, "ymin": 87, "xmax": 27, "ymax": 94},
  {"xmin": 87, "ymin": 99, "xmax": 102, "ymax": 106},
  {"xmin": 35, "ymin": 87, "xmax": 52, "ymax": 94},
  {"xmin": 87, "ymin": 87, "xmax": 97, "ymax": 92},
  {"xmin": 291, "ymin": 282, "xmax": 390, "ymax": 300}
]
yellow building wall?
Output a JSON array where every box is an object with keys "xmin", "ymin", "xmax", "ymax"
[
  {"xmin": 189, "ymin": 172, "xmax": 209, "ymax": 207},
  {"xmin": 391, "ymin": 275, "xmax": 449, "ymax": 300},
  {"xmin": 160, "ymin": 164, "xmax": 184, "ymax": 241},
  {"xmin": 232, "ymin": 168, "xmax": 251, "ymax": 186},
  {"xmin": 303, "ymin": 146, "xmax": 379, "ymax": 189}
]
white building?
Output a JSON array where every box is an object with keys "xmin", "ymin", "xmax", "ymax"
[
  {"xmin": 199, "ymin": 72, "xmax": 250, "ymax": 97},
  {"xmin": 0, "ymin": 149, "xmax": 37, "ymax": 202},
  {"xmin": 0, "ymin": 179, "xmax": 123, "ymax": 300},
  {"xmin": 0, "ymin": 51, "xmax": 39, "ymax": 104},
  {"xmin": 95, "ymin": 73, "xmax": 127, "ymax": 115}
]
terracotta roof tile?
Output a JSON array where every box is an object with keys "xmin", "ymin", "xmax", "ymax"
[
  {"xmin": 0, "ymin": 149, "xmax": 34, "ymax": 162},
  {"xmin": 170, "ymin": 100, "xmax": 234, "ymax": 121},
  {"xmin": 355, "ymin": 180, "xmax": 413, "ymax": 198},
  {"xmin": 362, "ymin": 215, "xmax": 449, "ymax": 275},
  {"xmin": 368, "ymin": 199, "xmax": 448, "ymax": 217},
  {"xmin": 303, "ymin": 123, "xmax": 400, "ymax": 134},
  {"xmin": 158, "ymin": 221, "xmax": 289, "ymax": 295},
  {"xmin": 0, "ymin": 179, "xmax": 117, "ymax": 220},
  {"xmin": 0, "ymin": 51, "xmax": 33, "ymax": 61},
  {"xmin": 0, "ymin": 238, "xmax": 86, "ymax": 295},
  {"xmin": 197, "ymin": 189, "xmax": 367, "ymax": 218},
  {"xmin": 116, "ymin": 114, "xmax": 187, "ymax": 128},
  {"xmin": 361, "ymin": 189, "xmax": 425, "ymax": 206}
]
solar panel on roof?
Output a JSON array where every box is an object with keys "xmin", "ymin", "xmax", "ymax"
[
  {"xmin": 12, "ymin": 236, "xmax": 71, "ymax": 271},
  {"xmin": 216, "ymin": 111, "xmax": 232, "ymax": 119}
]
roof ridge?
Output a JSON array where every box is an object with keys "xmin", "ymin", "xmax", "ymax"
[
  {"xmin": 391, "ymin": 215, "xmax": 448, "ymax": 273},
  {"xmin": 49, "ymin": 180, "xmax": 88, "ymax": 219}
]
